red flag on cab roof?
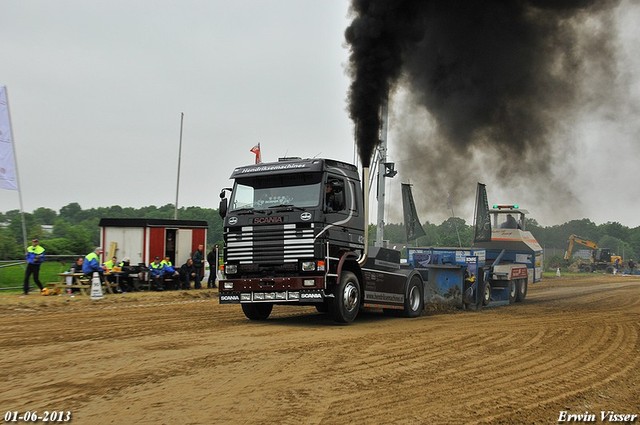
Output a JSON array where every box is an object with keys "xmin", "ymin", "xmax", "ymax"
[{"xmin": 250, "ymin": 143, "xmax": 262, "ymax": 164}]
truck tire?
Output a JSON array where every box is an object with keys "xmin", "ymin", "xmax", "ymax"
[
  {"xmin": 329, "ymin": 271, "xmax": 360, "ymax": 323},
  {"xmin": 403, "ymin": 276, "xmax": 424, "ymax": 318},
  {"xmin": 241, "ymin": 303, "xmax": 273, "ymax": 321},
  {"xmin": 482, "ymin": 282, "xmax": 491, "ymax": 306},
  {"xmin": 606, "ymin": 266, "xmax": 614, "ymax": 274},
  {"xmin": 515, "ymin": 279, "xmax": 528, "ymax": 302},
  {"xmin": 508, "ymin": 280, "xmax": 517, "ymax": 304}
]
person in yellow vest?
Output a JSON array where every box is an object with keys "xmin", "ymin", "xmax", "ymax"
[
  {"xmin": 149, "ymin": 256, "xmax": 166, "ymax": 291},
  {"xmin": 102, "ymin": 256, "xmax": 125, "ymax": 292},
  {"xmin": 103, "ymin": 256, "xmax": 118, "ymax": 272},
  {"xmin": 160, "ymin": 256, "xmax": 179, "ymax": 289},
  {"xmin": 83, "ymin": 247, "xmax": 105, "ymax": 282},
  {"xmin": 23, "ymin": 238, "xmax": 45, "ymax": 295}
]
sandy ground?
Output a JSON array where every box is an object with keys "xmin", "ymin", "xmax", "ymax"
[{"xmin": 0, "ymin": 274, "xmax": 638, "ymax": 425}]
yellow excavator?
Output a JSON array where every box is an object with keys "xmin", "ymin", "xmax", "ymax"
[{"xmin": 564, "ymin": 234, "xmax": 623, "ymax": 273}]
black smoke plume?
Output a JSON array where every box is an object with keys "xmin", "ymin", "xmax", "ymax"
[{"xmin": 346, "ymin": 0, "xmax": 622, "ymax": 221}]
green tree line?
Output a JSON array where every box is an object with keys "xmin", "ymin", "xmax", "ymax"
[
  {"xmin": 0, "ymin": 203, "xmax": 223, "ymax": 259},
  {"xmin": 2, "ymin": 203, "xmax": 638, "ymax": 263}
]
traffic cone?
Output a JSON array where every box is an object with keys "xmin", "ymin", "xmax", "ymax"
[
  {"xmin": 556, "ymin": 267, "xmax": 561, "ymax": 277},
  {"xmin": 90, "ymin": 272, "xmax": 104, "ymax": 300}
]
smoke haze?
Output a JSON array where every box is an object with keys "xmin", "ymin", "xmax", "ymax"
[{"xmin": 346, "ymin": 0, "xmax": 638, "ymax": 226}]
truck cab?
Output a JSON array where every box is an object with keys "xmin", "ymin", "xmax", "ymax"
[
  {"xmin": 218, "ymin": 158, "xmax": 367, "ymax": 321},
  {"xmin": 218, "ymin": 157, "xmax": 426, "ymax": 323}
]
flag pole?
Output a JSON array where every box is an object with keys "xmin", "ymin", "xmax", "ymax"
[
  {"xmin": 174, "ymin": 112, "xmax": 184, "ymax": 220},
  {"xmin": 0, "ymin": 86, "xmax": 28, "ymax": 249}
]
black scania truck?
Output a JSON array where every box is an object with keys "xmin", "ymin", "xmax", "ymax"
[{"xmin": 217, "ymin": 157, "xmax": 426, "ymax": 323}]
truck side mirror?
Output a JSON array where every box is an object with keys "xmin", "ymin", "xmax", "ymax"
[
  {"xmin": 219, "ymin": 198, "xmax": 228, "ymax": 218},
  {"xmin": 218, "ymin": 188, "xmax": 231, "ymax": 218}
]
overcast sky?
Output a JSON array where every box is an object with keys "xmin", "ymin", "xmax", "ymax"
[{"xmin": 1, "ymin": 1, "xmax": 639, "ymax": 228}]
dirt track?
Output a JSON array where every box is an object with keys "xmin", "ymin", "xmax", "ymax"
[{"xmin": 0, "ymin": 274, "xmax": 638, "ymax": 425}]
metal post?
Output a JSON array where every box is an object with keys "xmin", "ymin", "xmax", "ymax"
[{"xmin": 174, "ymin": 112, "xmax": 184, "ymax": 220}]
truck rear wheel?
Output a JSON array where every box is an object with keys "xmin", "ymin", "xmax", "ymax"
[
  {"xmin": 508, "ymin": 280, "xmax": 517, "ymax": 304},
  {"xmin": 241, "ymin": 303, "xmax": 273, "ymax": 321},
  {"xmin": 329, "ymin": 271, "xmax": 360, "ymax": 323},
  {"xmin": 515, "ymin": 279, "xmax": 528, "ymax": 302},
  {"xmin": 482, "ymin": 282, "xmax": 491, "ymax": 306},
  {"xmin": 404, "ymin": 276, "xmax": 423, "ymax": 318}
]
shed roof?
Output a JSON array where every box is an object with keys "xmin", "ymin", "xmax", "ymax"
[{"xmin": 99, "ymin": 218, "xmax": 208, "ymax": 228}]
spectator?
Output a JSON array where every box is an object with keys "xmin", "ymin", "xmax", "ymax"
[
  {"xmin": 82, "ymin": 247, "xmax": 105, "ymax": 282},
  {"xmin": 207, "ymin": 245, "xmax": 219, "ymax": 289},
  {"xmin": 70, "ymin": 256, "xmax": 84, "ymax": 273},
  {"xmin": 116, "ymin": 257, "xmax": 135, "ymax": 292},
  {"xmin": 160, "ymin": 256, "xmax": 179, "ymax": 289},
  {"xmin": 192, "ymin": 244, "xmax": 205, "ymax": 289},
  {"xmin": 179, "ymin": 258, "xmax": 197, "ymax": 290},
  {"xmin": 103, "ymin": 256, "xmax": 118, "ymax": 271},
  {"xmin": 23, "ymin": 238, "xmax": 45, "ymax": 295},
  {"xmin": 148, "ymin": 256, "xmax": 166, "ymax": 291}
]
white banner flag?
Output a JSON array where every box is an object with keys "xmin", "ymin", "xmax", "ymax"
[{"xmin": 0, "ymin": 86, "xmax": 18, "ymax": 191}]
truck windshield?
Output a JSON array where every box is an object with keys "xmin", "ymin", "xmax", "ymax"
[
  {"xmin": 229, "ymin": 173, "xmax": 322, "ymax": 211},
  {"xmin": 495, "ymin": 212, "xmax": 524, "ymax": 230}
]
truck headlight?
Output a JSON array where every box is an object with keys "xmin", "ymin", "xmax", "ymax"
[
  {"xmin": 223, "ymin": 282, "xmax": 234, "ymax": 290},
  {"xmin": 301, "ymin": 261, "xmax": 316, "ymax": 271},
  {"xmin": 225, "ymin": 264, "xmax": 238, "ymax": 274}
]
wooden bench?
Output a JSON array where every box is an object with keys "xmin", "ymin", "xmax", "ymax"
[
  {"xmin": 50, "ymin": 276, "xmax": 121, "ymax": 296},
  {"xmin": 47, "ymin": 281, "xmax": 91, "ymax": 295}
]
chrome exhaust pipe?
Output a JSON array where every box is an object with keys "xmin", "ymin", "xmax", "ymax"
[{"xmin": 358, "ymin": 166, "xmax": 369, "ymax": 266}]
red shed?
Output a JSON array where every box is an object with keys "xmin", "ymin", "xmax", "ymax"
[{"xmin": 98, "ymin": 218, "xmax": 208, "ymax": 267}]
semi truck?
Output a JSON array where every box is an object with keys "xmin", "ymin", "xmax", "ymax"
[{"xmin": 217, "ymin": 157, "xmax": 541, "ymax": 323}]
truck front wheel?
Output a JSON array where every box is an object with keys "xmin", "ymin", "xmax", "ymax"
[
  {"xmin": 241, "ymin": 303, "xmax": 273, "ymax": 321},
  {"xmin": 329, "ymin": 271, "xmax": 360, "ymax": 323}
]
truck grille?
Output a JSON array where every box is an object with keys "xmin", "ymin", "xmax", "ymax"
[{"xmin": 226, "ymin": 223, "xmax": 315, "ymax": 264}]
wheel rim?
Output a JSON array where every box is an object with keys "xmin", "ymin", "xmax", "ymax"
[
  {"xmin": 484, "ymin": 285, "xmax": 491, "ymax": 303},
  {"xmin": 408, "ymin": 285, "xmax": 420, "ymax": 311},
  {"xmin": 343, "ymin": 282, "xmax": 359, "ymax": 312},
  {"xmin": 510, "ymin": 282, "xmax": 517, "ymax": 298}
]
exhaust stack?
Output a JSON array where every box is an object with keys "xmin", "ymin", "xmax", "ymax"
[{"xmin": 358, "ymin": 166, "xmax": 370, "ymax": 266}]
